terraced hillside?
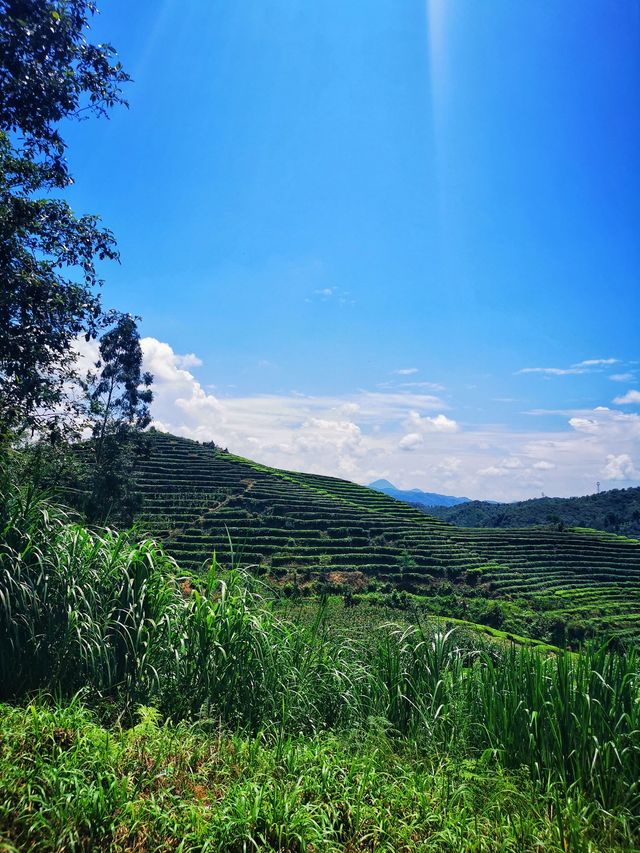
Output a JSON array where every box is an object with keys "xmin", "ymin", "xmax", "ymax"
[{"xmin": 135, "ymin": 431, "xmax": 640, "ymax": 645}]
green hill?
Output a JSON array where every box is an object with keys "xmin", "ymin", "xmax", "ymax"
[
  {"xmin": 426, "ymin": 488, "xmax": 640, "ymax": 537},
  {"xmin": 133, "ymin": 431, "xmax": 640, "ymax": 646}
]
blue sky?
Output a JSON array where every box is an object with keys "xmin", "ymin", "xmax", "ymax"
[{"xmin": 67, "ymin": 1, "xmax": 639, "ymax": 500}]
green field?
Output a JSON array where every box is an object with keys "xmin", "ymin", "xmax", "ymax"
[
  {"xmin": 2, "ymin": 477, "xmax": 639, "ymax": 850},
  {"xmin": 134, "ymin": 431, "xmax": 640, "ymax": 646}
]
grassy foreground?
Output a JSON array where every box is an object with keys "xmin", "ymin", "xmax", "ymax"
[
  {"xmin": 0, "ymin": 700, "xmax": 628, "ymax": 852},
  {"xmin": 1, "ymin": 479, "xmax": 640, "ymax": 850}
]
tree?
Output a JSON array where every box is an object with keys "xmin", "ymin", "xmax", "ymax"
[
  {"xmin": 0, "ymin": 0, "xmax": 130, "ymax": 441},
  {"xmin": 82, "ymin": 313, "xmax": 153, "ymax": 523},
  {"xmin": 88, "ymin": 314, "xmax": 153, "ymax": 461}
]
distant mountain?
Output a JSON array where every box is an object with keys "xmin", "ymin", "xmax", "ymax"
[
  {"xmin": 368, "ymin": 479, "xmax": 470, "ymax": 508},
  {"xmin": 425, "ymin": 488, "xmax": 640, "ymax": 538}
]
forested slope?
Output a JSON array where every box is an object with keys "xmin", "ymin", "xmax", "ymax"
[{"xmin": 426, "ymin": 488, "xmax": 640, "ymax": 537}]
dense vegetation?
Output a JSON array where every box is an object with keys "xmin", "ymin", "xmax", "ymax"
[
  {"xmin": 0, "ymin": 0, "xmax": 130, "ymax": 440},
  {"xmin": 1, "ymin": 474, "xmax": 640, "ymax": 850},
  {"xmin": 426, "ymin": 488, "xmax": 640, "ymax": 538},
  {"xmin": 126, "ymin": 431, "xmax": 640, "ymax": 648}
]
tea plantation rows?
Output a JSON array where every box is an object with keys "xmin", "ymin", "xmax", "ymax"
[{"xmin": 136, "ymin": 432, "xmax": 640, "ymax": 644}]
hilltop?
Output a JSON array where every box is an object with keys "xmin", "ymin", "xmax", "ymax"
[
  {"xmin": 426, "ymin": 488, "xmax": 640, "ymax": 538},
  {"xmin": 132, "ymin": 431, "xmax": 640, "ymax": 646}
]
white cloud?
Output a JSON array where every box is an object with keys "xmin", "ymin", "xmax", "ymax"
[
  {"xmin": 603, "ymin": 454, "xmax": 639, "ymax": 481},
  {"xmin": 478, "ymin": 457, "xmax": 523, "ymax": 477},
  {"xmin": 407, "ymin": 412, "xmax": 459, "ymax": 433},
  {"xmin": 613, "ymin": 390, "xmax": 640, "ymax": 405},
  {"xmin": 393, "ymin": 367, "xmax": 418, "ymax": 376},
  {"xmin": 175, "ymin": 353, "xmax": 203, "ymax": 369},
  {"xmin": 139, "ymin": 338, "xmax": 640, "ymax": 502},
  {"xmin": 611, "ymin": 373, "xmax": 634, "ymax": 383},
  {"xmin": 518, "ymin": 366, "xmax": 586, "ymax": 376},
  {"xmin": 143, "ymin": 338, "xmax": 199, "ymax": 384},
  {"xmin": 569, "ymin": 408, "xmax": 640, "ymax": 439},
  {"xmin": 398, "ymin": 381, "xmax": 445, "ymax": 391},
  {"xmin": 314, "ymin": 288, "xmax": 334, "ymax": 298},
  {"xmin": 477, "ymin": 466, "xmax": 506, "ymax": 477},
  {"xmin": 502, "ymin": 457, "xmax": 524, "ymax": 469},
  {"xmin": 290, "ymin": 418, "xmax": 365, "ymax": 475},
  {"xmin": 518, "ymin": 358, "xmax": 620, "ymax": 377},
  {"xmin": 568, "ymin": 416, "xmax": 600, "ymax": 434},
  {"xmin": 435, "ymin": 456, "xmax": 462, "ymax": 476},
  {"xmin": 398, "ymin": 433, "xmax": 423, "ymax": 451},
  {"xmin": 72, "ymin": 335, "xmax": 100, "ymax": 372}
]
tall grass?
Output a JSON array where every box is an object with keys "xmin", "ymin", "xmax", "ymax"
[
  {"xmin": 0, "ymin": 482, "xmax": 180, "ymax": 706},
  {"xmin": 1, "ymin": 478, "xmax": 639, "ymax": 829},
  {"xmin": 2, "ymin": 700, "xmax": 602, "ymax": 852}
]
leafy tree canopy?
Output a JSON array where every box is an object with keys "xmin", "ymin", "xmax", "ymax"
[
  {"xmin": 81, "ymin": 312, "xmax": 153, "ymax": 524},
  {"xmin": 0, "ymin": 0, "xmax": 130, "ymax": 440},
  {"xmin": 87, "ymin": 312, "xmax": 153, "ymax": 459}
]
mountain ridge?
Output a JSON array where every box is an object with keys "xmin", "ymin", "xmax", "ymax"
[
  {"xmin": 426, "ymin": 488, "xmax": 640, "ymax": 538},
  {"xmin": 368, "ymin": 478, "xmax": 470, "ymax": 507}
]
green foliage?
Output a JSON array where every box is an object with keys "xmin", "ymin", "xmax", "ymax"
[
  {"xmin": 86, "ymin": 314, "xmax": 153, "ymax": 456},
  {"xmin": 80, "ymin": 313, "xmax": 153, "ymax": 524},
  {"xmin": 0, "ymin": 0, "xmax": 129, "ymax": 438},
  {"xmin": 397, "ymin": 547, "xmax": 417, "ymax": 573},
  {"xmin": 428, "ymin": 488, "xmax": 640, "ymax": 539},
  {"xmin": 0, "ymin": 481, "xmax": 179, "ymax": 708},
  {"xmin": 5, "ymin": 700, "xmax": 635, "ymax": 852},
  {"xmin": 2, "ymin": 482, "xmax": 640, "ymax": 830}
]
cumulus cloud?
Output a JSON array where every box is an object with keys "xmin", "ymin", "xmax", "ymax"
[
  {"xmin": 141, "ymin": 337, "xmax": 224, "ymax": 430},
  {"xmin": 289, "ymin": 418, "xmax": 365, "ymax": 474},
  {"xmin": 398, "ymin": 433, "xmax": 423, "ymax": 451},
  {"xmin": 569, "ymin": 408, "xmax": 640, "ymax": 439},
  {"xmin": 406, "ymin": 412, "xmax": 459, "ymax": 433},
  {"xmin": 613, "ymin": 390, "xmax": 640, "ymax": 405},
  {"xmin": 175, "ymin": 353, "xmax": 203, "ymax": 369},
  {"xmin": 532, "ymin": 460, "xmax": 555, "ymax": 471},
  {"xmin": 392, "ymin": 367, "xmax": 418, "ymax": 376},
  {"xmin": 568, "ymin": 416, "xmax": 600, "ymax": 434},
  {"xmin": 603, "ymin": 454, "xmax": 639, "ymax": 481}
]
